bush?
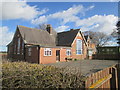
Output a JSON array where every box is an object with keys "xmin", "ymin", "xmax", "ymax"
[
  {"xmin": 2, "ymin": 60, "xmax": 85, "ymax": 88},
  {"xmin": 74, "ymin": 59, "xmax": 78, "ymax": 61},
  {"xmin": 65, "ymin": 58, "xmax": 73, "ymax": 61}
]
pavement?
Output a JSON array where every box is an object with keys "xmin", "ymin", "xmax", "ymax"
[{"xmin": 45, "ymin": 60, "xmax": 118, "ymax": 76}]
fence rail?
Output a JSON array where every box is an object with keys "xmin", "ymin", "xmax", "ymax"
[
  {"xmin": 85, "ymin": 65, "xmax": 118, "ymax": 89},
  {"xmin": 89, "ymin": 74, "xmax": 112, "ymax": 88}
]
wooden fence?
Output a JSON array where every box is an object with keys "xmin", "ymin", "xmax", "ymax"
[
  {"xmin": 85, "ymin": 65, "xmax": 118, "ymax": 89},
  {"xmin": 0, "ymin": 53, "xmax": 7, "ymax": 60},
  {"xmin": 92, "ymin": 54, "xmax": 120, "ymax": 60}
]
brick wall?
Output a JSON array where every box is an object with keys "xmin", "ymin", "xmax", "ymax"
[
  {"xmin": 7, "ymin": 29, "xmax": 25, "ymax": 61},
  {"xmin": 40, "ymin": 47, "xmax": 68, "ymax": 64},
  {"xmin": 25, "ymin": 46, "xmax": 39, "ymax": 63},
  {"xmin": 7, "ymin": 44, "xmax": 14, "ymax": 59},
  {"xmin": 71, "ymin": 33, "xmax": 87, "ymax": 60}
]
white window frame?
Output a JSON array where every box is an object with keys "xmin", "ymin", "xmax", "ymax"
[
  {"xmin": 66, "ymin": 49, "xmax": 71, "ymax": 56},
  {"xmin": 76, "ymin": 39, "xmax": 83, "ymax": 55},
  {"xmin": 44, "ymin": 48, "xmax": 52, "ymax": 56},
  {"xmin": 28, "ymin": 48, "xmax": 32, "ymax": 56},
  {"xmin": 17, "ymin": 37, "xmax": 20, "ymax": 54}
]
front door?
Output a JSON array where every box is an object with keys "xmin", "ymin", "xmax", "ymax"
[{"xmin": 56, "ymin": 50, "xmax": 60, "ymax": 61}]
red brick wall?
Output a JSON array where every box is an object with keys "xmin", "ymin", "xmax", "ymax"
[
  {"xmin": 71, "ymin": 33, "xmax": 87, "ymax": 60},
  {"xmin": 40, "ymin": 47, "xmax": 68, "ymax": 64},
  {"xmin": 25, "ymin": 46, "xmax": 39, "ymax": 63},
  {"xmin": 7, "ymin": 44, "xmax": 14, "ymax": 59},
  {"xmin": 39, "ymin": 32, "xmax": 88, "ymax": 64},
  {"xmin": 60, "ymin": 48, "xmax": 71, "ymax": 62}
]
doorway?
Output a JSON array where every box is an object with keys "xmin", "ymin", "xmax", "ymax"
[{"xmin": 56, "ymin": 50, "xmax": 60, "ymax": 61}]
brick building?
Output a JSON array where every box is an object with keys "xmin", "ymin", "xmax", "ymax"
[{"xmin": 7, "ymin": 25, "xmax": 96, "ymax": 64}]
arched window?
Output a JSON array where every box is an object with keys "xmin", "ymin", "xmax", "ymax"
[
  {"xmin": 17, "ymin": 37, "xmax": 20, "ymax": 54},
  {"xmin": 66, "ymin": 49, "xmax": 71, "ymax": 56},
  {"xmin": 22, "ymin": 41, "xmax": 24, "ymax": 55}
]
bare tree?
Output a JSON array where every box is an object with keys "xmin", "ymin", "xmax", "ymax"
[
  {"xmin": 111, "ymin": 29, "xmax": 118, "ymax": 38},
  {"xmin": 116, "ymin": 21, "xmax": 120, "ymax": 46},
  {"xmin": 84, "ymin": 31, "xmax": 115, "ymax": 47}
]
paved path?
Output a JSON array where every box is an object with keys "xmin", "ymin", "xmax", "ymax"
[{"xmin": 45, "ymin": 60, "xmax": 118, "ymax": 76}]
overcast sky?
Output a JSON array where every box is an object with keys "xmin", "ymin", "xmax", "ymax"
[{"xmin": 0, "ymin": 0, "xmax": 119, "ymax": 51}]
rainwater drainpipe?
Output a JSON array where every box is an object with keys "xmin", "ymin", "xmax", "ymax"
[{"xmin": 112, "ymin": 66, "xmax": 118, "ymax": 89}]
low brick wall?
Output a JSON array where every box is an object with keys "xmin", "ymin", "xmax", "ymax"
[{"xmin": 92, "ymin": 54, "xmax": 120, "ymax": 60}]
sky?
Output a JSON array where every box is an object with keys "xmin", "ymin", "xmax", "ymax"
[{"xmin": 0, "ymin": 0, "xmax": 119, "ymax": 51}]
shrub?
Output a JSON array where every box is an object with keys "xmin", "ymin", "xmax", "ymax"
[
  {"xmin": 74, "ymin": 59, "xmax": 78, "ymax": 61},
  {"xmin": 2, "ymin": 60, "xmax": 85, "ymax": 88},
  {"xmin": 66, "ymin": 58, "xmax": 73, "ymax": 61}
]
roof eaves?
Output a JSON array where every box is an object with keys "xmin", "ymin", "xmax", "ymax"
[
  {"xmin": 79, "ymin": 31, "xmax": 88, "ymax": 47},
  {"xmin": 70, "ymin": 29, "xmax": 81, "ymax": 46},
  {"xmin": 17, "ymin": 26, "xmax": 27, "ymax": 44}
]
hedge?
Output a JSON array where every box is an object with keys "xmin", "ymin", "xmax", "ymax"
[{"xmin": 2, "ymin": 60, "xmax": 85, "ymax": 88}]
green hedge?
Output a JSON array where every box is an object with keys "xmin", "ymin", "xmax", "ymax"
[{"xmin": 2, "ymin": 60, "xmax": 85, "ymax": 88}]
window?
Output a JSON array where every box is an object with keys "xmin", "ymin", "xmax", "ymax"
[
  {"xmin": 17, "ymin": 37, "xmax": 20, "ymax": 54},
  {"xmin": 44, "ymin": 48, "xmax": 52, "ymax": 56},
  {"xmin": 22, "ymin": 42, "xmax": 24, "ymax": 55},
  {"xmin": 66, "ymin": 49, "xmax": 71, "ymax": 56},
  {"xmin": 14, "ymin": 44, "xmax": 16, "ymax": 54},
  {"xmin": 28, "ymin": 48, "xmax": 32, "ymax": 56},
  {"xmin": 76, "ymin": 39, "xmax": 82, "ymax": 54}
]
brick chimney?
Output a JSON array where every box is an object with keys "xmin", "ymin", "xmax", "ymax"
[
  {"xmin": 46, "ymin": 24, "xmax": 52, "ymax": 35},
  {"xmin": 70, "ymin": 29, "xmax": 74, "ymax": 31}
]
